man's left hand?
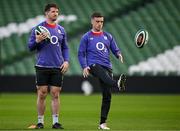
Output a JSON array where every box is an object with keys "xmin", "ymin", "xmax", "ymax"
[
  {"xmin": 60, "ymin": 61, "xmax": 69, "ymax": 74},
  {"xmin": 118, "ymin": 54, "xmax": 124, "ymax": 63}
]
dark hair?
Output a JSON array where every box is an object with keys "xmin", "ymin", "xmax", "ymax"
[
  {"xmin": 91, "ymin": 12, "xmax": 104, "ymax": 19},
  {"xmin": 44, "ymin": 3, "xmax": 59, "ymax": 12}
]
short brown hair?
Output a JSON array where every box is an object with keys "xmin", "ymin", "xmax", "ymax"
[
  {"xmin": 91, "ymin": 12, "xmax": 104, "ymax": 19},
  {"xmin": 44, "ymin": 3, "xmax": 59, "ymax": 13}
]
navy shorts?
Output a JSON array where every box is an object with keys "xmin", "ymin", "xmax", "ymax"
[{"xmin": 35, "ymin": 66, "xmax": 63, "ymax": 87}]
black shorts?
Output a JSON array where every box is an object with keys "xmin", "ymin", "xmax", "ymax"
[{"xmin": 35, "ymin": 66, "xmax": 63, "ymax": 87}]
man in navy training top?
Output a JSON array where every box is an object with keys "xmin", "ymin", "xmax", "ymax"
[
  {"xmin": 28, "ymin": 3, "xmax": 69, "ymax": 129},
  {"xmin": 78, "ymin": 12, "xmax": 126, "ymax": 130}
]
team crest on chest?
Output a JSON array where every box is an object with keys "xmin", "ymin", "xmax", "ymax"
[
  {"xmin": 104, "ymin": 36, "xmax": 108, "ymax": 40},
  {"xmin": 58, "ymin": 29, "xmax": 62, "ymax": 34}
]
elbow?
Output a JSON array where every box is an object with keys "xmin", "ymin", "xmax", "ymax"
[
  {"xmin": 78, "ymin": 51, "xmax": 83, "ymax": 57},
  {"xmin": 28, "ymin": 45, "xmax": 35, "ymax": 52},
  {"xmin": 29, "ymin": 48, "xmax": 34, "ymax": 52}
]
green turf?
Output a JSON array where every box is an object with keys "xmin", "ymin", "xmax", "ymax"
[{"xmin": 0, "ymin": 93, "xmax": 180, "ymax": 130}]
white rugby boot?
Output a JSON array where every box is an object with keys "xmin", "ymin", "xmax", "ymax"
[{"xmin": 98, "ymin": 123, "xmax": 110, "ymax": 130}]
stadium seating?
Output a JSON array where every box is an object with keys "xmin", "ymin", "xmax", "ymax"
[{"xmin": 0, "ymin": 0, "xmax": 179, "ymax": 76}]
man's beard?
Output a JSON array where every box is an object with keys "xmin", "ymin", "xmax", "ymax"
[
  {"xmin": 52, "ymin": 18, "xmax": 57, "ymax": 21},
  {"xmin": 51, "ymin": 15, "xmax": 57, "ymax": 21},
  {"xmin": 96, "ymin": 27, "xmax": 102, "ymax": 32}
]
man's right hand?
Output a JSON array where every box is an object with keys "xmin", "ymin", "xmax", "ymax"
[
  {"xmin": 35, "ymin": 32, "xmax": 48, "ymax": 43},
  {"xmin": 83, "ymin": 67, "xmax": 90, "ymax": 78}
]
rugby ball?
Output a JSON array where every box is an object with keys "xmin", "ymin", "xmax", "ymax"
[
  {"xmin": 134, "ymin": 29, "xmax": 149, "ymax": 48},
  {"xmin": 35, "ymin": 26, "xmax": 51, "ymax": 39}
]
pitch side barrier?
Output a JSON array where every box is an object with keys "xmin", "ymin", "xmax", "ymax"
[{"xmin": 0, "ymin": 76, "xmax": 180, "ymax": 93}]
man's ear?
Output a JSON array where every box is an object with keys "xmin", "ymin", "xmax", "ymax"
[
  {"xmin": 91, "ymin": 19, "xmax": 93, "ymax": 25},
  {"xmin": 45, "ymin": 11, "xmax": 48, "ymax": 16}
]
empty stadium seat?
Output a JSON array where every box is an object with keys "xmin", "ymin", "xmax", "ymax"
[{"xmin": 1, "ymin": 0, "xmax": 179, "ymax": 76}]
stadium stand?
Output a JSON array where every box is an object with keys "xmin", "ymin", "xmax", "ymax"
[{"xmin": 0, "ymin": 0, "xmax": 179, "ymax": 76}]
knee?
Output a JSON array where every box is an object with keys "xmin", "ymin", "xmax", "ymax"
[
  {"xmin": 103, "ymin": 93, "xmax": 111, "ymax": 102},
  {"xmin": 38, "ymin": 90, "xmax": 48, "ymax": 100},
  {"xmin": 51, "ymin": 91, "xmax": 59, "ymax": 100},
  {"xmin": 52, "ymin": 93, "xmax": 59, "ymax": 100}
]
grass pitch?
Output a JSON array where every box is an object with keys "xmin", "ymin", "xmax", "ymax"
[{"xmin": 0, "ymin": 93, "xmax": 180, "ymax": 130}]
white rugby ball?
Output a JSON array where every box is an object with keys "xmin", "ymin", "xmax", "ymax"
[
  {"xmin": 134, "ymin": 29, "xmax": 149, "ymax": 48},
  {"xmin": 35, "ymin": 26, "xmax": 51, "ymax": 39}
]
